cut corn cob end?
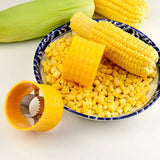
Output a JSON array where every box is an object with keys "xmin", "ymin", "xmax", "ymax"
[
  {"xmin": 70, "ymin": 12, "xmax": 97, "ymax": 40},
  {"xmin": 62, "ymin": 35, "xmax": 105, "ymax": 87}
]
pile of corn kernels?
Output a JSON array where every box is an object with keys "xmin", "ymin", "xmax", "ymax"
[{"xmin": 41, "ymin": 36, "xmax": 153, "ymax": 118}]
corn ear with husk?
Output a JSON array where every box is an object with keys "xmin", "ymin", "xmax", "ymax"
[{"xmin": 0, "ymin": 0, "xmax": 95, "ymax": 42}]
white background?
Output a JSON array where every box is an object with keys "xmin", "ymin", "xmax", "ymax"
[{"xmin": 0, "ymin": 0, "xmax": 160, "ymax": 159}]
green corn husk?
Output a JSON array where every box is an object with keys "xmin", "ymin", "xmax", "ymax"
[{"xmin": 0, "ymin": 0, "xmax": 95, "ymax": 42}]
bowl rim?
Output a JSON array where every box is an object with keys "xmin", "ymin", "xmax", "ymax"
[{"xmin": 33, "ymin": 19, "xmax": 160, "ymax": 120}]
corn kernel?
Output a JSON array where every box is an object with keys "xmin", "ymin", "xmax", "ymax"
[
  {"xmin": 43, "ymin": 65, "xmax": 51, "ymax": 74},
  {"xmin": 63, "ymin": 100, "xmax": 68, "ymax": 105},
  {"xmin": 105, "ymin": 111, "xmax": 111, "ymax": 118},
  {"xmin": 95, "ymin": 105, "xmax": 103, "ymax": 114},
  {"xmin": 76, "ymin": 108, "xmax": 82, "ymax": 113},
  {"xmin": 41, "ymin": 61, "xmax": 48, "ymax": 67},
  {"xmin": 115, "ymin": 87, "xmax": 122, "ymax": 94},
  {"xmin": 119, "ymin": 98, "xmax": 127, "ymax": 104},
  {"xmin": 67, "ymin": 101, "xmax": 75, "ymax": 109},
  {"xmin": 111, "ymin": 112, "xmax": 119, "ymax": 117},
  {"xmin": 51, "ymin": 58, "xmax": 56, "ymax": 65},
  {"xmin": 116, "ymin": 107, "xmax": 123, "ymax": 114},
  {"xmin": 129, "ymin": 92, "xmax": 135, "ymax": 97},
  {"xmin": 94, "ymin": 79, "xmax": 100, "ymax": 86},
  {"xmin": 145, "ymin": 86, "xmax": 151, "ymax": 92},
  {"xmin": 108, "ymin": 102, "xmax": 119, "ymax": 112},
  {"xmin": 105, "ymin": 69, "xmax": 112, "ymax": 74},
  {"xmin": 52, "ymin": 82, "xmax": 62, "ymax": 90},
  {"xmin": 97, "ymin": 84, "xmax": 104, "ymax": 91},
  {"xmin": 135, "ymin": 100, "xmax": 143, "ymax": 107},
  {"xmin": 102, "ymin": 79, "xmax": 110, "ymax": 86},
  {"xmin": 124, "ymin": 105, "xmax": 132, "ymax": 113},
  {"xmin": 91, "ymin": 110, "xmax": 96, "ymax": 115},
  {"xmin": 105, "ymin": 96, "xmax": 114, "ymax": 103},
  {"xmin": 128, "ymin": 85, "xmax": 135, "ymax": 90},
  {"xmin": 62, "ymin": 86, "xmax": 70, "ymax": 93},
  {"xmin": 122, "ymin": 87, "xmax": 130, "ymax": 94},
  {"xmin": 57, "ymin": 64, "xmax": 63, "ymax": 72},
  {"xmin": 113, "ymin": 70, "xmax": 118, "ymax": 77},
  {"xmin": 45, "ymin": 74, "xmax": 55, "ymax": 84},
  {"xmin": 129, "ymin": 98, "xmax": 136, "ymax": 106},
  {"xmin": 84, "ymin": 109, "xmax": 92, "ymax": 116},
  {"xmin": 125, "ymin": 78, "xmax": 132, "ymax": 84},
  {"xmin": 77, "ymin": 94, "xmax": 83, "ymax": 101},
  {"xmin": 98, "ymin": 95, "xmax": 105, "ymax": 105},
  {"xmin": 65, "ymin": 94, "xmax": 75, "ymax": 101},
  {"xmin": 103, "ymin": 105, "xmax": 108, "ymax": 110},
  {"xmin": 105, "ymin": 75, "xmax": 113, "ymax": 81},
  {"xmin": 114, "ymin": 79, "xmax": 121, "ymax": 86},
  {"xmin": 98, "ymin": 112, "xmax": 105, "ymax": 117},
  {"xmin": 50, "ymin": 67, "xmax": 57, "ymax": 74},
  {"xmin": 46, "ymin": 51, "xmax": 53, "ymax": 58},
  {"xmin": 45, "ymin": 47, "xmax": 51, "ymax": 54},
  {"xmin": 140, "ymin": 95, "xmax": 148, "ymax": 103},
  {"xmin": 107, "ymin": 85, "xmax": 114, "ymax": 93},
  {"xmin": 52, "ymin": 70, "xmax": 60, "ymax": 79},
  {"xmin": 83, "ymin": 101, "xmax": 92, "ymax": 109}
]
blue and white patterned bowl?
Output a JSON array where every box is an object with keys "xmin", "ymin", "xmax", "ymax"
[{"xmin": 33, "ymin": 19, "xmax": 160, "ymax": 120}]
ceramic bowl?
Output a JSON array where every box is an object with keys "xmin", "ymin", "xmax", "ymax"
[{"xmin": 33, "ymin": 19, "xmax": 160, "ymax": 120}]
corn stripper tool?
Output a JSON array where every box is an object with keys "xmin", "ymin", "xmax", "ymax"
[{"xmin": 5, "ymin": 80, "xmax": 63, "ymax": 132}]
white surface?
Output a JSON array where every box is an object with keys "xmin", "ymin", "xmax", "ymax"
[{"xmin": 0, "ymin": 0, "xmax": 160, "ymax": 159}]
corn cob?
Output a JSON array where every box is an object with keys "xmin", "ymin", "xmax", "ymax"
[
  {"xmin": 0, "ymin": 0, "xmax": 94, "ymax": 42},
  {"xmin": 70, "ymin": 12, "xmax": 158, "ymax": 77},
  {"xmin": 62, "ymin": 35, "xmax": 105, "ymax": 87},
  {"xmin": 94, "ymin": 0, "xmax": 149, "ymax": 28}
]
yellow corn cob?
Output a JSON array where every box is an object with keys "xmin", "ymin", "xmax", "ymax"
[
  {"xmin": 94, "ymin": 0, "xmax": 149, "ymax": 28},
  {"xmin": 70, "ymin": 12, "xmax": 158, "ymax": 77},
  {"xmin": 62, "ymin": 35, "xmax": 105, "ymax": 87}
]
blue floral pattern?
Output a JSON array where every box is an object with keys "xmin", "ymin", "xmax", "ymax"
[{"xmin": 33, "ymin": 19, "xmax": 160, "ymax": 120}]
